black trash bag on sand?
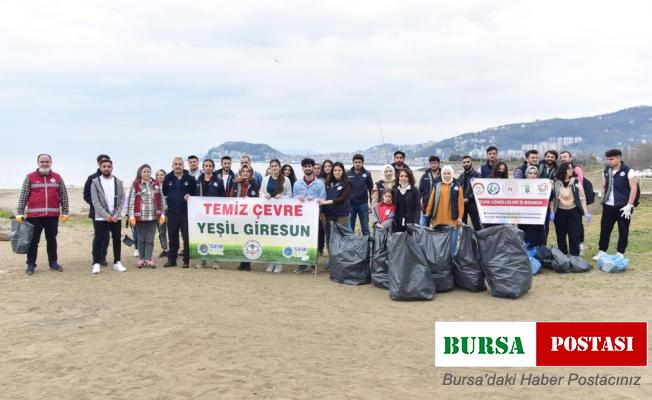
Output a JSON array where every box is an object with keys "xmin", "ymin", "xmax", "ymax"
[
  {"xmin": 328, "ymin": 223, "xmax": 370, "ymax": 285},
  {"xmin": 371, "ymin": 227, "xmax": 390, "ymax": 289},
  {"xmin": 387, "ymin": 231, "xmax": 435, "ymax": 301},
  {"xmin": 452, "ymin": 224, "xmax": 486, "ymax": 292},
  {"xmin": 406, "ymin": 224, "xmax": 454, "ymax": 292},
  {"xmin": 11, "ymin": 219, "xmax": 34, "ymax": 254}
]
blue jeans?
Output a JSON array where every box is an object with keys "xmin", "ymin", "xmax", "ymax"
[
  {"xmin": 450, "ymin": 227, "xmax": 458, "ymax": 257},
  {"xmin": 349, "ymin": 202, "xmax": 370, "ymax": 236},
  {"xmin": 419, "ymin": 214, "xmax": 430, "ymax": 227}
]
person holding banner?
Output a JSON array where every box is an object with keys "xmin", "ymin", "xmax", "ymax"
[
  {"xmin": 230, "ymin": 165, "xmax": 261, "ymax": 271},
  {"xmin": 260, "ymin": 159, "xmax": 293, "ymax": 273},
  {"xmin": 393, "ymin": 169, "xmax": 421, "ymax": 232},
  {"xmin": 320, "ymin": 162, "xmax": 352, "ymax": 264},
  {"xmin": 195, "ymin": 159, "xmax": 226, "ymax": 269},
  {"xmin": 458, "ymin": 156, "xmax": 482, "ymax": 231},
  {"xmin": 518, "ymin": 166, "xmax": 547, "ymax": 248},
  {"xmin": 128, "ymin": 164, "xmax": 167, "ymax": 269},
  {"xmin": 318, "ymin": 160, "xmax": 333, "ymax": 256},
  {"xmin": 282, "ymin": 164, "xmax": 298, "ymax": 191},
  {"xmin": 235, "ymin": 155, "xmax": 263, "ymax": 187},
  {"xmin": 549, "ymin": 162, "xmax": 591, "ymax": 256},
  {"xmin": 162, "ymin": 157, "xmax": 197, "ymax": 268},
  {"xmin": 490, "ymin": 161, "xmax": 509, "ymax": 179},
  {"xmin": 371, "ymin": 164, "xmax": 395, "ymax": 208},
  {"xmin": 292, "ymin": 158, "xmax": 326, "ymax": 273}
]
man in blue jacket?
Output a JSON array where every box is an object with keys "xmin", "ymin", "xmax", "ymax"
[
  {"xmin": 347, "ymin": 154, "xmax": 373, "ymax": 236},
  {"xmin": 162, "ymin": 157, "xmax": 197, "ymax": 268},
  {"xmin": 480, "ymin": 146, "xmax": 498, "ymax": 178},
  {"xmin": 418, "ymin": 156, "xmax": 441, "ymax": 225}
]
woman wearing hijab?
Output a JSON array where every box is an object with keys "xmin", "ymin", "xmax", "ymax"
[
  {"xmin": 425, "ymin": 165, "xmax": 464, "ymax": 253},
  {"xmin": 518, "ymin": 165, "xmax": 547, "ymax": 248},
  {"xmin": 371, "ymin": 164, "xmax": 395, "ymax": 208}
]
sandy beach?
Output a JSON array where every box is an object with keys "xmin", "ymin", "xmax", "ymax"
[{"xmin": 1, "ymin": 188, "xmax": 651, "ymax": 400}]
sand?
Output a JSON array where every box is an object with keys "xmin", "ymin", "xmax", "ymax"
[{"xmin": 1, "ymin": 189, "xmax": 651, "ymax": 400}]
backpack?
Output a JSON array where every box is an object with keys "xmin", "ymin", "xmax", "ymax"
[{"xmin": 582, "ymin": 178, "xmax": 595, "ymax": 205}]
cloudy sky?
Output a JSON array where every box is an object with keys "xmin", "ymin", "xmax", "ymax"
[{"xmin": 2, "ymin": 0, "xmax": 652, "ymax": 161}]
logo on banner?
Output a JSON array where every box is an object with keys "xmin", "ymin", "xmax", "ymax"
[
  {"xmin": 198, "ymin": 244, "xmax": 209, "ymax": 256},
  {"xmin": 435, "ymin": 321, "xmax": 647, "ymax": 367},
  {"xmin": 487, "ymin": 183, "xmax": 500, "ymax": 195},
  {"xmin": 243, "ymin": 240, "xmax": 262, "ymax": 260},
  {"xmin": 537, "ymin": 182, "xmax": 550, "ymax": 194},
  {"xmin": 472, "ymin": 182, "xmax": 485, "ymax": 195},
  {"xmin": 505, "ymin": 181, "xmax": 519, "ymax": 196}
]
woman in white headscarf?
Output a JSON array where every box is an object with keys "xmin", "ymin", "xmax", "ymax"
[
  {"xmin": 425, "ymin": 165, "xmax": 464, "ymax": 253},
  {"xmin": 371, "ymin": 164, "xmax": 395, "ymax": 208}
]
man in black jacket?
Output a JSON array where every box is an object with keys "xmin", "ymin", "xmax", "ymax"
[
  {"xmin": 458, "ymin": 155, "xmax": 482, "ymax": 230},
  {"xmin": 162, "ymin": 157, "xmax": 197, "ymax": 268},
  {"xmin": 480, "ymin": 146, "xmax": 498, "ymax": 178},
  {"xmin": 83, "ymin": 154, "xmax": 111, "ymax": 266},
  {"xmin": 347, "ymin": 154, "xmax": 373, "ymax": 236},
  {"xmin": 418, "ymin": 155, "xmax": 441, "ymax": 225}
]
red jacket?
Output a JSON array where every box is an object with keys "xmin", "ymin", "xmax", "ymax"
[
  {"xmin": 131, "ymin": 179, "xmax": 163, "ymax": 221},
  {"xmin": 26, "ymin": 170, "xmax": 62, "ymax": 218},
  {"xmin": 377, "ymin": 202, "xmax": 396, "ymax": 224}
]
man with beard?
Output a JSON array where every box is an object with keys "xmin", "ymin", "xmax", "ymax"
[
  {"xmin": 391, "ymin": 150, "xmax": 410, "ymax": 176},
  {"xmin": 292, "ymin": 158, "xmax": 326, "ymax": 273},
  {"xmin": 514, "ymin": 149, "xmax": 539, "ymax": 179},
  {"xmin": 163, "ymin": 157, "xmax": 197, "ymax": 268},
  {"xmin": 89, "ymin": 159, "xmax": 126, "ymax": 274},
  {"xmin": 539, "ymin": 150, "xmax": 558, "ymax": 179},
  {"xmin": 216, "ymin": 156, "xmax": 235, "ymax": 192},
  {"xmin": 418, "ymin": 155, "xmax": 441, "ymax": 226},
  {"xmin": 480, "ymin": 146, "xmax": 498, "ymax": 178},
  {"xmin": 458, "ymin": 155, "xmax": 481, "ymax": 231},
  {"xmin": 187, "ymin": 155, "xmax": 201, "ymax": 179},
  {"xmin": 84, "ymin": 153, "xmax": 111, "ymax": 266},
  {"xmin": 16, "ymin": 154, "xmax": 70, "ymax": 275}
]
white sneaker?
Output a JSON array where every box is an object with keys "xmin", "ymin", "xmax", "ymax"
[
  {"xmin": 592, "ymin": 250, "xmax": 607, "ymax": 261},
  {"xmin": 92, "ymin": 263, "xmax": 101, "ymax": 274},
  {"xmin": 212, "ymin": 262, "xmax": 220, "ymax": 270},
  {"xmin": 133, "ymin": 250, "xmax": 140, "ymax": 258},
  {"xmin": 266, "ymin": 263, "xmax": 275, "ymax": 272},
  {"xmin": 579, "ymin": 243, "xmax": 584, "ymax": 256},
  {"xmin": 273, "ymin": 264, "xmax": 283, "ymax": 273},
  {"xmin": 113, "ymin": 261, "xmax": 127, "ymax": 272},
  {"xmin": 615, "ymin": 252, "xmax": 625, "ymax": 260}
]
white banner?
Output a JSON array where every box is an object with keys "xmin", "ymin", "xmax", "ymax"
[{"xmin": 472, "ymin": 179, "xmax": 552, "ymax": 225}]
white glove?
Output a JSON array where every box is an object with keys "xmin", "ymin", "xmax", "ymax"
[{"xmin": 620, "ymin": 204, "xmax": 633, "ymax": 219}]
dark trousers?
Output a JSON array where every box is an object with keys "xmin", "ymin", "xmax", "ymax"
[
  {"xmin": 91, "ymin": 219, "xmax": 110, "ymax": 262},
  {"xmin": 168, "ymin": 213, "xmax": 189, "ymax": 263},
  {"xmin": 599, "ymin": 204, "xmax": 631, "ymax": 254},
  {"xmin": 92, "ymin": 220, "xmax": 121, "ymax": 264},
  {"xmin": 26, "ymin": 217, "xmax": 59, "ymax": 265},
  {"xmin": 462, "ymin": 199, "xmax": 482, "ymax": 231},
  {"xmin": 543, "ymin": 209, "xmax": 550, "ymax": 246},
  {"xmin": 518, "ymin": 224, "xmax": 546, "ymax": 248},
  {"xmin": 554, "ymin": 208, "xmax": 582, "ymax": 256},
  {"xmin": 318, "ymin": 217, "xmax": 325, "ymax": 254}
]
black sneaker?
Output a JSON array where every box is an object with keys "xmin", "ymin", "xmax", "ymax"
[
  {"xmin": 244, "ymin": 264, "xmax": 251, "ymax": 271},
  {"xmin": 49, "ymin": 263, "xmax": 64, "ymax": 272},
  {"xmin": 25, "ymin": 264, "xmax": 36, "ymax": 275},
  {"xmin": 100, "ymin": 260, "xmax": 108, "ymax": 267},
  {"xmin": 237, "ymin": 263, "xmax": 246, "ymax": 271},
  {"xmin": 159, "ymin": 251, "xmax": 168, "ymax": 258},
  {"xmin": 182, "ymin": 261, "xmax": 190, "ymax": 268},
  {"xmin": 163, "ymin": 260, "xmax": 177, "ymax": 268},
  {"xmin": 293, "ymin": 265, "xmax": 309, "ymax": 274}
]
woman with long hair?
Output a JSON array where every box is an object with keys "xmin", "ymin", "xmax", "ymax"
[
  {"xmin": 230, "ymin": 165, "xmax": 261, "ymax": 271},
  {"xmin": 317, "ymin": 159, "xmax": 333, "ymax": 256},
  {"xmin": 155, "ymin": 169, "xmax": 169, "ymax": 258},
  {"xmin": 490, "ymin": 161, "xmax": 509, "ymax": 179},
  {"xmin": 518, "ymin": 165, "xmax": 547, "ymax": 248},
  {"xmin": 195, "ymin": 159, "xmax": 226, "ymax": 269},
  {"xmin": 550, "ymin": 162, "xmax": 591, "ymax": 256},
  {"xmin": 393, "ymin": 169, "xmax": 421, "ymax": 232},
  {"xmin": 260, "ymin": 159, "xmax": 293, "ymax": 273},
  {"xmin": 320, "ymin": 162, "xmax": 352, "ymax": 269},
  {"xmin": 127, "ymin": 164, "xmax": 167, "ymax": 268},
  {"xmin": 282, "ymin": 164, "xmax": 297, "ymax": 190}
]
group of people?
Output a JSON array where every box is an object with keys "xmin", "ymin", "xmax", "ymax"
[{"xmin": 15, "ymin": 145, "xmax": 639, "ymax": 275}]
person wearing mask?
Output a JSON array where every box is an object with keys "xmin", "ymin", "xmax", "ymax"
[
  {"xmin": 230, "ymin": 165, "xmax": 261, "ymax": 271},
  {"xmin": 260, "ymin": 159, "xmax": 293, "ymax": 273},
  {"xmin": 514, "ymin": 150, "xmax": 539, "ymax": 179},
  {"xmin": 391, "ymin": 150, "xmax": 410, "ymax": 176},
  {"xmin": 282, "ymin": 164, "xmax": 298, "ymax": 190},
  {"xmin": 155, "ymin": 169, "xmax": 169, "ymax": 258},
  {"xmin": 187, "ymin": 155, "xmax": 201, "ymax": 180},
  {"xmin": 418, "ymin": 156, "xmax": 441, "ymax": 226},
  {"xmin": 195, "ymin": 159, "xmax": 226, "ymax": 269},
  {"xmin": 292, "ymin": 158, "xmax": 326, "ymax": 273},
  {"xmin": 371, "ymin": 164, "xmax": 395, "ymax": 208},
  {"xmin": 392, "ymin": 169, "xmax": 421, "ymax": 232},
  {"xmin": 16, "ymin": 154, "xmax": 70, "ymax": 275},
  {"xmin": 539, "ymin": 150, "xmax": 558, "ymax": 179},
  {"xmin": 216, "ymin": 156, "xmax": 235, "ymax": 192},
  {"xmin": 162, "ymin": 157, "xmax": 197, "ymax": 268},
  {"xmin": 347, "ymin": 154, "xmax": 373, "ymax": 236},
  {"xmin": 550, "ymin": 162, "xmax": 591, "ymax": 256},
  {"xmin": 84, "ymin": 154, "xmax": 111, "ymax": 266},
  {"xmin": 128, "ymin": 164, "xmax": 167, "ymax": 269},
  {"xmin": 90, "ymin": 159, "xmax": 126, "ymax": 274},
  {"xmin": 317, "ymin": 160, "xmax": 333, "ymax": 256},
  {"xmin": 458, "ymin": 155, "xmax": 481, "ymax": 231},
  {"xmin": 490, "ymin": 161, "xmax": 509, "ymax": 179},
  {"xmin": 519, "ymin": 166, "xmax": 548, "ymax": 249},
  {"xmin": 320, "ymin": 162, "xmax": 352, "ymax": 268},
  {"xmin": 594, "ymin": 149, "xmax": 639, "ymax": 262},
  {"xmin": 372, "ymin": 190, "xmax": 395, "ymax": 230},
  {"xmin": 425, "ymin": 165, "xmax": 464, "ymax": 253},
  {"xmin": 235, "ymin": 155, "xmax": 263, "ymax": 187},
  {"xmin": 480, "ymin": 146, "xmax": 498, "ymax": 178}
]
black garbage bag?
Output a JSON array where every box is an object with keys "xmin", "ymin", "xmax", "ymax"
[
  {"xmin": 406, "ymin": 224, "xmax": 454, "ymax": 292},
  {"xmin": 387, "ymin": 231, "xmax": 435, "ymax": 301},
  {"xmin": 452, "ymin": 224, "xmax": 486, "ymax": 292},
  {"xmin": 371, "ymin": 227, "xmax": 390, "ymax": 289},
  {"xmin": 328, "ymin": 222, "xmax": 371, "ymax": 285},
  {"xmin": 568, "ymin": 255, "xmax": 592, "ymax": 273},
  {"xmin": 11, "ymin": 219, "xmax": 34, "ymax": 254},
  {"xmin": 535, "ymin": 246, "xmax": 555, "ymax": 268},
  {"xmin": 550, "ymin": 247, "xmax": 571, "ymax": 273},
  {"xmin": 476, "ymin": 225, "xmax": 532, "ymax": 299}
]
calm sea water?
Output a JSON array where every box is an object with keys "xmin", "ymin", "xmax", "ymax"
[{"xmin": 1, "ymin": 157, "xmax": 387, "ymax": 188}]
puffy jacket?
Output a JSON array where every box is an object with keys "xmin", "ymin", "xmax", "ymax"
[{"xmin": 346, "ymin": 167, "xmax": 373, "ymax": 204}]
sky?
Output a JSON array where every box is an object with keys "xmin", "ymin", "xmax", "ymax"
[{"xmin": 2, "ymin": 0, "xmax": 652, "ymax": 162}]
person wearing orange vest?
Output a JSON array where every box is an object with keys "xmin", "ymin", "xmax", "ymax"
[
  {"xmin": 16, "ymin": 154, "xmax": 70, "ymax": 275},
  {"xmin": 128, "ymin": 164, "xmax": 167, "ymax": 269}
]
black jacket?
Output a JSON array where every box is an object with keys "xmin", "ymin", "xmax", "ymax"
[
  {"xmin": 346, "ymin": 167, "xmax": 373, "ymax": 204},
  {"xmin": 418, "ymin": 169, "xmax": 441, "ymax": 208},
  {"xmin": 84, "ymin": 169, "xmax": 102, "ymax": 218},
  {"xmin": 480, "ymin": 161, "xmax": 494, "ymax": 178},
  {"xmin": 163, "ymin": 170, "xmax": 197, "ymax": 214},
  {"xmin": 458, "ymin": 168, "xmax": 480, "ymax": 200},
  {"xmin": 196, "ymin": 173, "xmax": 226, "ymax": 197},
  {"xmin": 392, "ymin": 186, "xmax": 421, "ymax": 231},
  {"xmin": 215, "ymin": 169, "xmax": 235, "ymax": 192}
]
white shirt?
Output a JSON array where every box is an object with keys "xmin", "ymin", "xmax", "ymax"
[
  {"xmin": 222, "ymin": 172, "xmax": 231, "ymax": 183},
  {"xmin": 189, "ymin": 169, "xmax": 201, "ymax": 179},
  {"xmin": 96, "ymin": 175, "xmax": 115, "ymax": 221},
  {"xmin": 606, "ymin": 168, "xmax": 635, "ymax": 206}
]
